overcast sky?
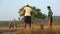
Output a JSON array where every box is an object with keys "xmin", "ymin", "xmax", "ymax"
[{"xmin": 0, "ymin": 0, "xmax": 60, "ymax": 21}]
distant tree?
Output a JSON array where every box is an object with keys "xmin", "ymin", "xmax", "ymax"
[{"xmin": 18, "ymin": 5, "xmax": 46, "ymax": 22}]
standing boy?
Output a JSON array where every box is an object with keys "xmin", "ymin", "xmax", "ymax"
[
  {"xmin": 23, "ymin": 5, "xmax": 32, "ymax": 28},
  {"xmin": 47, "ymin": 6, "xmax": 53, "ymax": 28},
  {"xmin": 14, "ymin": 18, "xmax": 17, "ymax": 28}
]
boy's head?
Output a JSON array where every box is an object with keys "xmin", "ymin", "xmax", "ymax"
[{"xmin": 47, "ymin": 6, "xmax": 51, "ymax": 10}]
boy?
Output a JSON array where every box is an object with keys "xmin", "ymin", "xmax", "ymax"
[
  {"xmin": 47, "ymin": 6, "xmax": 53, "ymax": 28},
  {"xmin": 14, "ymin": 18, "xmax": 17, "ymax": 28},
  {"xmin": 23, "ymin": 5, "xmax": 32, "ymax": 28},
  {"xmin": 9, "ymin": 22, "xmax": 14, "ymax": 28}
]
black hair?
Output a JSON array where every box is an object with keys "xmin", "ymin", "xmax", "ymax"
[
  {"xmin": 26, "ymin": 4, "xmax": 29, "ymax": 7},
  {"xmin": 47, "ymin": 6, "xmax": 51, "ymax": 9}
]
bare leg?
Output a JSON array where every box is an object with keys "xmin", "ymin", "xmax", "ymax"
[
  {"xmin": 40, "ymin": 24, "xmax": 44, "ymax": 30},
  {"xmin": 24, "ymin": 23, "xmax": 27, "ymax": 28},
  {"xmin": 9, "ymin": 25, "xmax": 11, "ymax": 28},
  {"xmin": 48, "ymin": 18, "xmax": 50, "ymax": 28},
  {"xmin": 50, "ymin": 17, "xmax": 52, "ymax": 28},
  {"xmin": 29, "ymin": 23, "xmax": 31, "ymax": 28},
  {"xmin": 50, "ymin": 23, "xmax": 52, "ymax": 28},
  {"xmin": 49, "ymin": 19, "xmax": 52, "ymax": 28}
]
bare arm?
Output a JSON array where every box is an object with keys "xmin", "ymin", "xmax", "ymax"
[
  {"xmin": 31, "ymin": 11, "xmax": 33, "ymax": 15},
  {"xmin": 22, "ymin": 9, "xmax": 25, "ymax": 16}
]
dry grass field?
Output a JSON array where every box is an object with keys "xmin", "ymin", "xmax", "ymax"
[{"xmin": 0, "ymin": 24, "xmax": 60, "ymax": 34}]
